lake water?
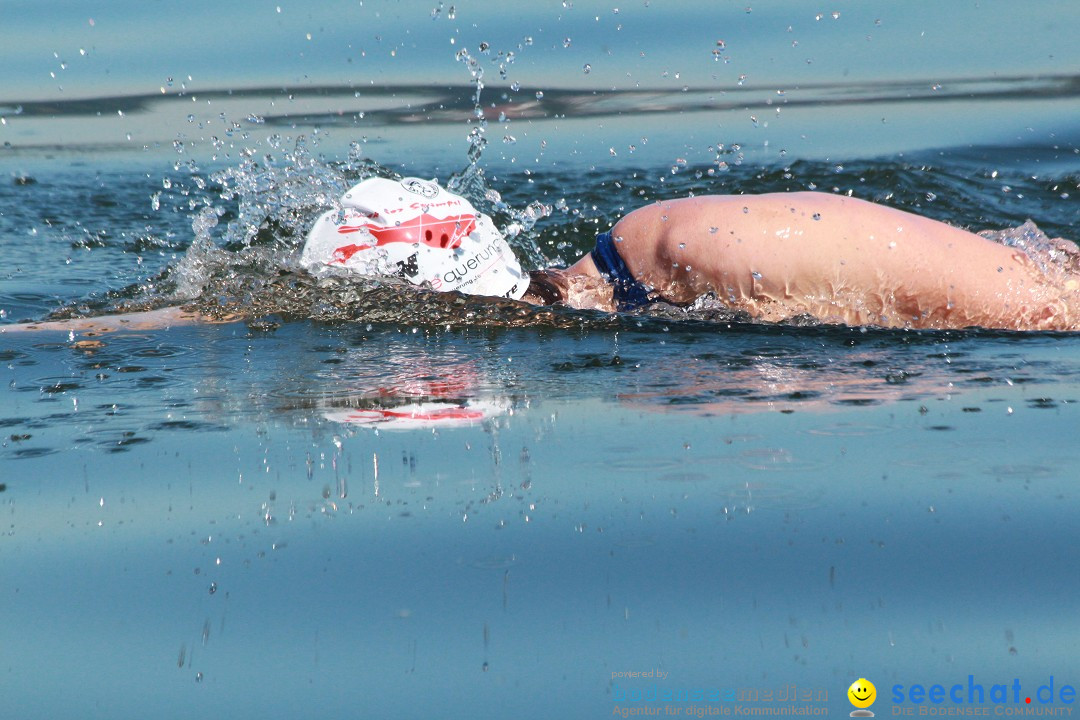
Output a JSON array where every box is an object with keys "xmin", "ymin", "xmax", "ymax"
[{"xmin": 2, "ymin": 2, "xmax": 1079, "ymax": 719}]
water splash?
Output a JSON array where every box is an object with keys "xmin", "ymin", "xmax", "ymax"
[
  {"xmin": 167, "ymin": 206, "xmax": 226, "ymax": 301},
  {"xmin": 979, "ymin": 220, "xmax": 1079, "ymax": 278},
  {"xmin": 446, "ymin": 46, "xmax": 551, "ymax": 267},
  {"xmin": 53, "ymin": 117, "xmax": 564, "ymax": 329},
  {"xmin": 149, "ymin": 138, "xmax": 388, "ymax": 308}
]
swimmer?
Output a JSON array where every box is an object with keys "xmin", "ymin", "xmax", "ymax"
[
  {"xmin": 544, "ymin": 190, "xmax": 1080, "ymax": 329},
  {"xmin": 3, "ymin": 175, "xmax": 1078, "ymax": 334}
]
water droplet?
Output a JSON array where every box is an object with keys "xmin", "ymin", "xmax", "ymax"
[
  {"xmin": 751, "ymin": 271, "xmax": 763, "ymax": 280},
  {"xmin": 582, "ymin": 63, "xmax": 591, "ymax": 74},
  {"xmin": 709, "ymin": 227, "xmax": 718, "ymax": 234},
  {"xmin": 195, "ymin": 672, "xmax": 203, "ymax": 683},
  {"xmin": 678, "ymin": 242, "xmax": 686, "ymax": 249},
  {"xmin": 535, "ymin": 90, "xmax": 544, "ymax": 99},
  {"xmin": 742, "ymin": 207, "xmax": 749, "ymax": 214},
  {"xmin": 812, "ymin": 213, "xmax": 821, "ymax": 221},
  {"xmin": 563, "ymin": 37, "xmax": 572, "ymax": 48},
  {"xmin": 208, "ymin": 582, "xmax": 217, "ymax": 595},
  {"xmin": 510, "ymin": 81, "xmax": 520, "ymax": 91},
  {"xmin": 831, "ymin": 11, "xmax": 840, "ymax": 19}
]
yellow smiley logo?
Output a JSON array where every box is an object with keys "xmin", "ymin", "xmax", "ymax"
[{"xmin": 848, "ymin": 678, "xmax": 877, "ymax": 710}]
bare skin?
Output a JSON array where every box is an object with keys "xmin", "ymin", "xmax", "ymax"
[
  {"xmin": 563, "ymin": 192, "xmax": 1078, "ymax": 329},
  {"xmin": 0, "ymin": 307, "xmax": 223, "ymax": 335},
  {"xmin": 4, "ymin": 192, "xmax": 1076, "ymax": 334}
]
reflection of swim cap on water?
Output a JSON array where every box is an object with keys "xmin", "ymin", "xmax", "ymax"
[
  {"xmin": 301, "ymin": 176, "xmax": 528, "ymax": 300},
  {"xmin": 315, "ymin": 355, "xmax": 512, "ymax": 430},
  {"xmin": 322, "ymin": 397, "xmax": 510, "ymax": 431}
]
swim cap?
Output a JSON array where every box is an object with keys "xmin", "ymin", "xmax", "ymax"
[{"xmin": 301, "ymin": 176, "xmax": 527, "ymax": 300}]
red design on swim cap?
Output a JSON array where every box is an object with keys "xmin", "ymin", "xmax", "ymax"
[
  {"xmin": 336, "ymin": 225, "xmax": 370, "ymax": 235},
  {"xmin": 331, "ymin": 212, "xmax": 476, "ymax": 265},
  {"xmin": 330, "ymin": 243, "xmax": 374, "ymax": 264}
]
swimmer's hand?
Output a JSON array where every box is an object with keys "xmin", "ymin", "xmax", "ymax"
[{"xmin": 0, "ymin": 307, "xmax": 230, "ymax": 335}]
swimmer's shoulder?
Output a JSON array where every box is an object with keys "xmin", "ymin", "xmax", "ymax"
[{"xmin": 613, "ymin": 191, "xmax": 856, "ymax": 243}]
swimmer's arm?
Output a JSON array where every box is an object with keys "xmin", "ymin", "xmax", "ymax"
[{"xmin": 0, "ymin": 307, "xmax": 229, "ymax": 335}]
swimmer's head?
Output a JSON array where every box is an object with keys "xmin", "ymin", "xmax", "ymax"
[{"xmin": 300, "ymin": 176, "xmax": 527, "ymax": 300}]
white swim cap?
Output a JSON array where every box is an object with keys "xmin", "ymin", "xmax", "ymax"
[{"xmin": 301, "ymin": 176, "xmax": 527, "ymax": 300}]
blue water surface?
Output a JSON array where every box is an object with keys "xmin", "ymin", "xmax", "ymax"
[{"xmin": 5, "ymin": 322, "xmax": 1080, "ymax": 719}]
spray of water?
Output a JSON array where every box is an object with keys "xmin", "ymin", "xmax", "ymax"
[
  {"xmin": 448, "ymin": 45, "xmax": 553, "ymax": 268},
  {"xmin": 124, "ymin": 37, "xmax": 562, "ymax": 327}
]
